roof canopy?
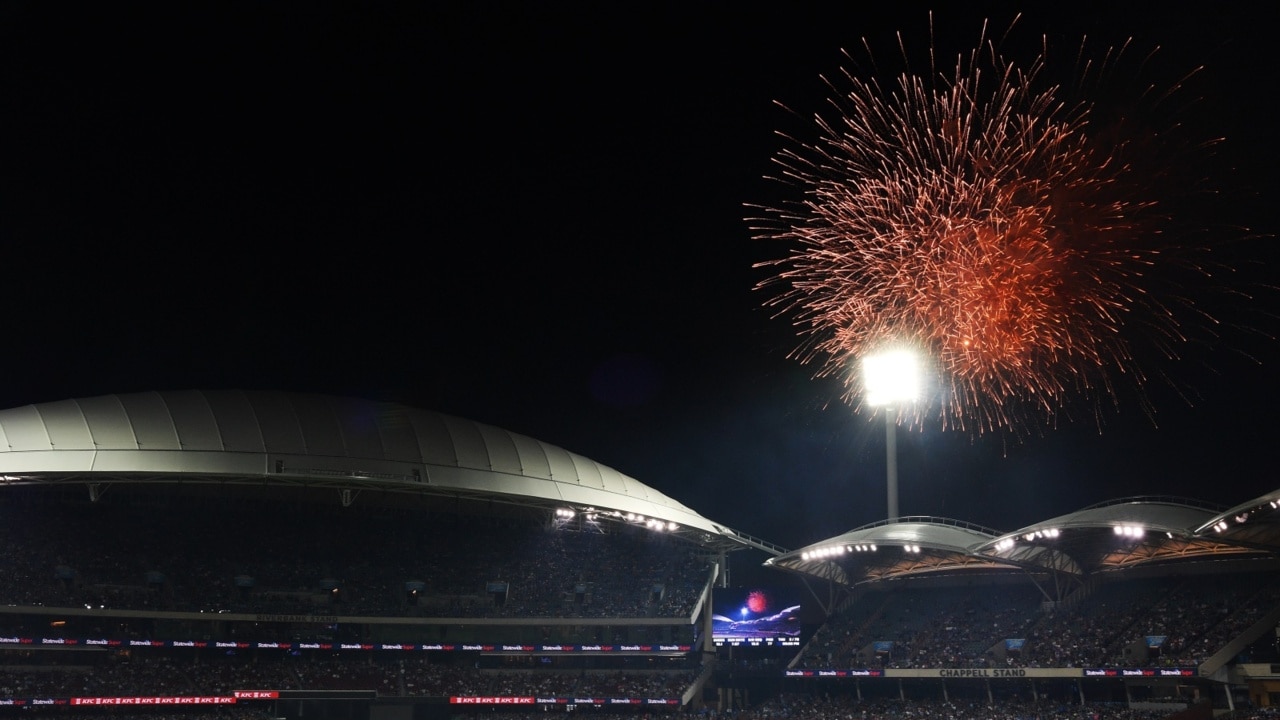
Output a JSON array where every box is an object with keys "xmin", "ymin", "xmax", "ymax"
[
  {"xmin": 767, "ymin": 496, "xmax": 1280, "ymax": 588},
  {"xmin": 0, "ymin": 390, "xmax": 773, "ymax": 553}
]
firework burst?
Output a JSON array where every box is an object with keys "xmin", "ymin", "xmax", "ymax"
[{"xmin": 749, "ymin": 18, "xmax": 1217, "ymax": 435}]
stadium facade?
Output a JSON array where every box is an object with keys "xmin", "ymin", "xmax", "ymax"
[{"xmin": 2, "ymin": 390, "xmax": 1280, "ymax": 718}]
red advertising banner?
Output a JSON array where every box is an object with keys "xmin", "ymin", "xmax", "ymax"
[{"xmin": 71, "ymin": 697, "xmax": 236, "ymax": 705}]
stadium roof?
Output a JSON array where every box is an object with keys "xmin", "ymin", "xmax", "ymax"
[
  {"xmin": 0, "ymin": 390, "xmax": 779, "ymax": 554},
  {"xmin": 763, "ymin": 517, "xmax": 1012, "ymax": 586},
  {"xmin": 766, "ymin": 496, "xmax": 1280, "ymax": 593}
]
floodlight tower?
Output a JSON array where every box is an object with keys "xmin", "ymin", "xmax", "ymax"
[{"xmin": 862, "ymin": 349, "xmax": 920, "ymax": 522}]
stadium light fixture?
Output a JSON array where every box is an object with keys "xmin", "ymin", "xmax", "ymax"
[
  {"xmin": 864, "ymin": 350, "xmax": 921, "ymax": 406},
  {"xmin": 863, "ymin": 349, "xmax": 920, "ymax": 522},
  {"xmin": 1113, "ymin": 523, "xmax": 1145, "ymax": 539}
]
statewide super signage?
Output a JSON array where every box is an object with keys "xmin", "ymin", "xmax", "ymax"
[{"xmin": 0, "ymin": 635, "xmax": 691, "ymax": 654}]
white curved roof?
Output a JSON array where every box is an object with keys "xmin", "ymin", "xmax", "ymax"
[
  {"xmin": 0, "ymin": 390, "xmax": 741, "ymax": 544},
  {"xmin": 769, "ymin": 496, "xmax": 1277, "ymax": 589},
  {"xmin": 765, "ymin": 517, "xmax": 1012, "ymax": 584},
  {"xmin": 977, "ymin": 496, "xmax": 1254, "ymax": 575}
]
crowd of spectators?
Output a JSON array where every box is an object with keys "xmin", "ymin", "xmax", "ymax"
[
  {"xmin": 719, "ymin": 695, "xmax": 1184, "ymax": 720},
  {"xmin": 800, "ymin": 585, "xmax": 1044, "ymax": 669},
  {"xmin": 1019, "ymin": 574, "xmax": 1280, "ymax": 668},
  {"xmin": 797, "ymin": 571, "xmax": 1280, "ymax": 670},
  {"xmin": 8, "ymin": 489, "xmax": 1280, "ymax": 719},
  {"xmin": 0, "ymin": 651, "xmax": 699, "ymax": 699},
  {"xmin": 0, "ymin": 492, "xmax": 710, "ymax": 620},
  {"xmin": 5, "ymin": 697, "xmax": 1252, "ymax": 720},
  {"xmin": 1222, "ymin": 709, "xmax": 1280, "ymax": 720}
]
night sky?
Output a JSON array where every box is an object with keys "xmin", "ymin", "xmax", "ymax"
[{"xmin": 2, "ymin": 3, "xmax": 1277, "ymax": 555}]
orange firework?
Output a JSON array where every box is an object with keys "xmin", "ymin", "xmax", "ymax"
[{"xmin": 749, "ymin": 19, "xmax": 1214, "ymax": 435}]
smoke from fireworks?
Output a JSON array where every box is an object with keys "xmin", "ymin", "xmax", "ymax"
[{"xmin": 749, "ymin": 19, "xmax": 1220, "ymax": 435}]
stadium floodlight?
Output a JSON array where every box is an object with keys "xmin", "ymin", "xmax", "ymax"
[
  {"xmin": 863, "ymin": 349, "xmax": 921, "ymax": 521},
  {"xmin": 863, "ymin": 350, "xmax": 921, "ymax": 406}
]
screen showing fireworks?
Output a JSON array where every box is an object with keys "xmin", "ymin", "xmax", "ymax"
[{"xmin": 711, "ymin": 586, "xmax": 803, "ymax": 647}]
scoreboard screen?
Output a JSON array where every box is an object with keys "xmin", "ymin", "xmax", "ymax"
[{"xmin": 711, "ymin": 586, "xmax": 802, "ymax": 647}]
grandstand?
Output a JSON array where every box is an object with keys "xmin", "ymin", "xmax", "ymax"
[
  {"xmin": 0, "ymin": 390, "xmax": 778, "ymax": 719},
  {"xmin": 2, "ymin": 391, "xmax": 1280, "ymax": 720},
  {"xmin": 756, "ymin": 500, "xmax": 1280, "ymax": 717}
]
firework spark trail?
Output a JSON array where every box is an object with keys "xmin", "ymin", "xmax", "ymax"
[{"xmin": 749, "ymin": 23, "xmax": 1210, "ymax": 435}]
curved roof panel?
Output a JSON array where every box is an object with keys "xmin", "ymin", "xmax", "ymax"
[
  {"xmin": 770, "ymin": 496, "xmax": 1280, "ymax": 590},
  {"xmin": 764, "ymin": 517, "xmax": 1015, "ymax": 584},
  {"xmin": 1193, "ymin": 490, "xmax": 1280, "ymax": 552},
  {"xmin": 976, "ymin": 497, "xmax": 1251, "ymax": 575},
  {"xmin": 0, "ymin": 390, "xmax": 755, "ymax": 549}
]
